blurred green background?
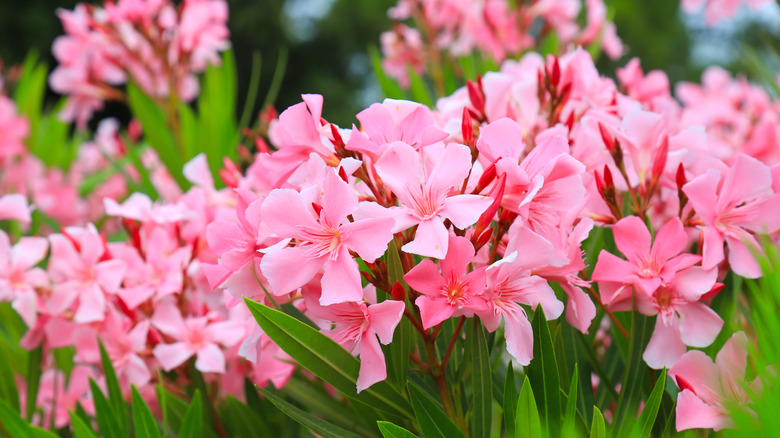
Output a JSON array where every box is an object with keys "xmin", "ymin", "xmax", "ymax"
[{"xmin": 1, "ymin": 0, "xmax": 777, "ymax": 127}]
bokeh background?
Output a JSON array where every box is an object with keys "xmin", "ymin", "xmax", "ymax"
[{"xmin": 2, "ymin": 0, "xmax": 778, "ymax": 127}]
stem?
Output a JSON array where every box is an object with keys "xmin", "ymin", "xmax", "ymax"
[
  {"xmin": 584, "ymin": 285, "xmax": 629, "ymax": 338},
  {"xmin": 441, "ymin": 316, "xmax": 466, "ymax": 369}
]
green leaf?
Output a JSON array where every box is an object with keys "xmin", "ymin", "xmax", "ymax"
[
  {"xmin": 261, "ymin": 47, "xmax": 289, "ymax": 110},
  {"xmin": 589, "ymin": 408, "xmax": 606, "ymax": 438},
  {"xmin": 377, "ymin": 421, "xmax": 419, "ymax": 438},
  {"xmin": 407, "ymin": 68, "xmax": 433, "ymax": 107},
  {"xmin": 562, "ymin": 364, "xmax": 579, "ymax": 437},
  {"xmin": 219, "ymin": 395, "xmax": 271, "ymax": 438},
  {"xmin": 257, "ymin": 386, "xmax": 364, "ymax": 438},
  {"xmin": 611, "ymin": 312, "xmax": 653, "ymax": 438},
  {"xmin": 515, "ymin": 376, "xmax": 542, "ymax": 438},
  {"xmin": 90, "ymin": 379, "xmax": 124, "ymax": 438},
  {"xmin": 99, "ymin": 342, "xmax": 128, "ymax": 436},
  {"xmin": 527, "ymin": 309, "xmax": 561, "ymax": 436},
  {"xmin": 70, "ymin": 411, "xmax": 98, "ymax": 438},
  {"xmin": 0, "ymin": 342, "xmax": 19, "ymax": 413},
  {"xmin": 407, "ymin": 382, "xmax": 466, "ymax": 438},
  {"xmin": 368, "ymin": 45, "xmax": 406, "ymax": 99},
  {"xmin": 470, "ymin": 319, "xmax": 492, "ymax": 438},
  {"xmin": 0, "ymin": 399, "xmax": 34, "ymax": 438},
  {"xmin": 30, "ymin": 427, "xmax": 59, "ymax": 438},
  {"xmin": 503, "ymin": 362, "xmax": 518, "ymax": 437},
  {"xmin": 244, "ymin": 298, "xmax": 413, "ymax": 419},
  {"xmin": 281, "ymin": 378, "xmax": 372, "ymax": 435},
  {"xmin": 132, "ymin": 386, "xmax": 161, "ymax": 438},
  {"xmin": 178, "ymin": 389, "xmax": 203, "ymax": 438},
  {"xmin": 156, "ymin": 385, "xmax": 189, "ymax": 434},
  {"xmin": 629, "ymin": 370, "xmax": 667, "ymax": 438}
]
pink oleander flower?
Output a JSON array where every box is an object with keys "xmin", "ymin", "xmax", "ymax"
[
  {"xmin": 683, "ymin": 154, "xmax": 780, "ymax": 278},
  {"xmin": 478, "ymin": 226, "xmax": 563, "ymax": 365},
  {"xmin": 592, "ymin": 216, "xmax": 702, "ymax": 307},
  {"xmin": 404, "ymin": 234, "xmax": 489, "ymax": 329},
  {"xmin": 47, "ymin": 225, "xmax": 126, "ymax": 323},
  {"xmin": 304, "ymin": 289, "xmax": 405, "ymax": 392},
  {"xmin": 374, "ymin": 141, "xmax": 492, "ymax": 259},
  {"xmin": 669, "ymin": 332, "xmax": 759, "ymax": 431},
  {"xmin": 36, "ymin": 366, "xmax": 96, "ymax": 429},
  {"xmin": 0, "ymin": 95, "xmax": 30, "ymax": 160},
  {"xmin": 0, "ymin": 231, "xmax": 48, "ymax": 327},
  {"xmin": 261, "ymin": 169, "xmax": 395, "ymax": 305},
  {"xmin": 0, "ymin": 194, "xmax": 32, "ymax": 223},
  {"xmin": 380, "ymin": 24, "xmax": 426, "ymax": 89},
  {"xmin": 152, "ymin": 302, "xmax": 244, "ymax": 373}
]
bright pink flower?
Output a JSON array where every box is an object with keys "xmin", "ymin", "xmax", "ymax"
[
  {"xmin": 669, "ymin": 332, "xmax": 759, "ymax": 431},
  {"xmin": 683, "ymin": 154, "xmax": 780, "ymax": 278},
  {"xmin": 0, "ymin": 95, "xmax": 30, "ymax": 159},
  {"xmin": 104, "ymin": 192, "xmax": 190, "ymax": 228},
  {"xmin": 380, "ymin": 25, "xmax": 426, "ymax": 89},
  {"xmin": 592, "ymin": 216, "xmax": 701, "ymax": 307},
  {"xmin": 36, "ymin": 366, "xmax": 96, "ymax": 429},
  {"xmin": 0, "ymin": 194, "xmax": 32, "ymax": 223},
  {"xmin": 47, "ymin": 225, "xmax": 126, "ymax": 323},
  {"xmin": 152, "ymin": 302, "xmax": 244, "ymax": 373},
  {"xmin": 0, "ymin": 231, "xmax": 48, "ymax": 327},
  {"xmin": 304, "ymin": 291, "xmax": 405, "ymax": 392},
  {"xmin": 478, "ymin": 227, "xmax": 563, "ymax": 365},
  {"xmin": 405, "ymin": 234, "xmax": 489, "ymax": 329},
  {"xmin": 261, "ymin": 170, "xmax": 395, "ymax": 305},
  {"xmin": 251, "ymin": 334, "xmax": 296, "ymax": 389},
  {"xmin": 170, "ymin": 0, "xmax": 230, "ymax": 72},
  {"xmin": 374, "ymin": 141, "xmax": 492, "ymax": 259}
]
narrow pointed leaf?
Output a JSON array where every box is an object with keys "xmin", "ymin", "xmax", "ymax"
[
  {"xmin": 630, "ymin": 370, "xmax": 667, "ymax": 438},
  {"xmin": 99, "ymin": 341, "xmax": 128, "ymax": 436},
  {"xmin": 589, "ymin": 407, "xmax": 606, "ymax": 438},
  {"xmin": 408, "ymin": 382, "xmax": 466, "ymax": 438},
  {"xmin": 219, "ymin": 395, "xmax": 272, "ymax": 438},
  {"xmin": 26, "ymin": 345, "xmax": 43, "ymax": 421},
  {"xmin": 527, "ymin": 309, "xmax": 561, "ymax": 435},
  {"xmin": 612, "ymin": 312, "xmax": 653, "ymax": 437},
  {"xmin": 562, "ymin": 364, "xmax": 579, "ymax": 437},
  {"xmin": 90, "ymin": 379, "xmax": 124, "ymax": 438},
  {"xmin": 132, "ymin": 386, "xmax": 161, "ymax": 438},
  {"xmin": 244, "ymin": 298, "xmax": 413, "ymax": 419},
  {"xmin": 282, "ymin": 378, "xmax": 373, "ymax": 435},
  {"xmin": 377, "ymin": 421, "xmax": 419, "ymax": 438},
  {"xmin": 70, "ymin": 411, "xmax": 98, "ymax": 438},
  {"xmin": 515, "ymin": 376, "xmax": 542, "ymax": 438},
  {"xmin": 0, "ymin": 399, "xmax": 34, "ymax": 438},
  {"xmin": 470, "ymin": 319, "xmax": 492, "ymax": 438},
  {"xmin": 258, "ymin": 386, "xmax": 364, "ymax": 438},
  {"xmin": 178, "ymin": 390, "xmax": 203, "ymax": 438},
  {"xmin": 504, "ymin": 361, "xmax": 518, "ymax": 437}
]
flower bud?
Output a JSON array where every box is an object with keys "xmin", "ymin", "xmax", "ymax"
[{"xmin": 391, "ymin": 281, "xmax": 406, "ymax": 301}]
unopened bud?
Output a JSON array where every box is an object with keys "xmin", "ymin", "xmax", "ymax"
[
  {"xmin": 551, "ymin": 57, "xmax": 560, "ymax": 87},
  {"xmin": 675, "ymin": 163, "xmax": 686, "ymax": 191},
  {"xmin": 598, "ymin": 123, "xmax": 615, "ymax": 153},
  {"xmin": 330, "ymin": 124, "xmax": 345, "ymax": 150},
  {"xmin": 219, "ymin": 168, "xmax": 239, "ymax": 189},
  {"xmin": 467, "ymin": 78, "xmax": 485, "ymax": 115},
  {"xmin": 476, "ymin": 227, "xmax": 494, "ymax": 250},
  {"xmin": 391, "ymin": 282, "xmax": 406, "ymax": 301},
  {"xmin": 461, "ymin": 108, "xmax": 473, "ymax": 146},
  {"xmin": 651, "ymin": 136, "xmax": 669, "ymax": 180},
  {"xmin": 338, "ymin": 166, "xmax": 349, "ymax": 183}
]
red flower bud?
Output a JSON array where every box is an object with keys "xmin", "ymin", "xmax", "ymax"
[
  {"xmin": 461, "ymin": 107, "xmax": 473, "ymax": 146},
  {"xmin": 676, "ymin": 163, "xmax": 686, "ymax": 191},
  {"xmin": 391, "ymin": 282, "xmax": 406, "ymax": 301},
  {"xmin": 651, "ymin": 136, "xmax": 669, "ymax": 180},
  {"xmin": 467, "ymin": 78, "xmax": 485, "ymax": 115}
]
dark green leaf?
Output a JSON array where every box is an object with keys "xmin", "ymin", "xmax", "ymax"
[
  {"xmin": 0, "ymin": 399, "xmax": 34, "ymax": 438},
  {"xmin": 281, "ymin": 378, "xmax": 371, "ymax": 435},
  {"xmin": 562, "ymin": 364, "xmax": 579, "ymax": 437},
  {"xmin": 70, "ymin": 411, "xmax": 98, "ymax": 438},
  {"xmin": 515, "ymin": 376, "xmax": 542, "ymax": 438},
  {"xmin": 257, "ymin": 386, "xmax": 363, "ymax": 438},
  {"xmin": 0, "ymin": 340, "xmax": 19, "ymax": 412},
  {"xmin": 527, "ymin": 309, "xmax": 561, "ymax": 435},
  {"xmin": 611, "ymin": 312, "xmax": 653, "ymax": 438},
  {"xmin": 407, "ymin": 382, "xmax": 465, "ymax": 438},
  {"xmin": 630, "ymin": 370, "xmax": 667, "ymax": 438},
  {"xmin": 156, "ymin": 385, "xmax": 188, "ymax": 434},
  {"xmin": 377, "ymin": 421, "xmax": 418, "ymax": 438},
  {"xmin": 219, "ymin": 395, "xmax": 271, "ymax": 438},
  {"xmin": 503, "ymin": 361, "xmax": 518, "ymax": 437},
  {"xmin": 244, "ymin": 298, "xmax": 413, "ymax": 419},
  {"xmin": 589, "ymin": 408, "xmax": 606, "ymax": 438},
  {"xmin": 90, "ymin": 379, "xmax": 124, "ymax": 438},
  {"xmin": 132, "ymin": 386, "xmax": 161, "ymax": 438},
  {"xmin": 99, "ymin": 342, "xmax": 128, "ymax": 436},
  {"xmin": 178, "ymin": 389, "xmax": 203, "ymax": 438},
  {"xmin": 470, "ymin": 319, "xmax": 492, "ymax": 438}
]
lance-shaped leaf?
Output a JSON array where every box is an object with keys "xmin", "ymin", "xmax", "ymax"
[
  {"xmin": 629, "ymin": 370, "xmax": 667, "ymax": 437},
  {"xmin": 504, "ymin": 362, "xmax": 518, "ymax": 437},
  {"xmin": 99, "ymin": 341, "xmax": 129, "ymax": 436},
  {"xmin": 89, "ymin": 379, "xmax": 124, "ymax": 438},
  {"xmin": 515, "ymin": 376, "xmax": 542, "ymax": 438},
  {"xmin": 377, "ymin": 421, "xmax": 419, "ymax": 438},
  {"xmin": 258, "ymin": 386, "xmax": 364, "ymax": 438},
  {"xmin": 132, "ymin": 387, "xmax": 161, "ymax": 438},
  {"xmin": 245, "ymin": 298, "xmax": 413, "ymax": 419},
  {"xmin": 589, "ymin": 407, "xmax": 606, "ymax": 438},
  {"xmin": 562, "ymin": 365, "xmax": 579, "ymax": 436},
  {"xmin": 612, "ymin": 312, "xmax": 653, "ymax": 437},
  {"xmin": 470, "ymin": 319, "xmax": 492, "ymax": 438},
  {"xmin": 70, "ymin": 411, "xmax": 98, "ymax": 438},
  {"xmin": 178, "ymin": 389, "xmax": 203, "ymax": 438},
  {"xmin": 408, "ymin": 382, "xmax": 466, "ymax": 438},
  {"xmin": 527, "ymin": 309, "xmax": 561, "ymax": 435},
  {"xmin": 0, "ymin": 399, "xmax": 35, "ymax": 438}
]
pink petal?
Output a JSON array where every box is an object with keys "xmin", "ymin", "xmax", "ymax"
[
  {"xmin": 415, "ymin": 295, "xmax": 454, "ymax": 330},
  {"xmin": 503, "ymin": 308, "xmax": 534, "ymax": 366},
  {"xmin": 119, "ymin": 285, "xmax": 156, "ymax": 309},
  {"xmin": 356, "ymin": 332, "xmax": 387, "ymax": 393},
  {"xmin": 725, "ymin": 233, "xmax": 762, "ymax": 279},
  {"xmin": 440, "ymin": 194, "xmax": 492, "ymax": 229},
  {"xmin": 562, "ymin": 284, "xmax": 596, "ymax": 334},
  {"xmin": 261, "ymin": 189, "xmax": 319, "ymax": 239},
  {"xmin": 402, "ymin": 216, "xmax": 449, "ymax": 259},
  {"xmin": 151, "ymin": 303, "xmax": 186, "ymax": 340},
  {"xmin": 260, "ymin": 245, "xmax": 325, "ymax": 296},
  {"xmin": 404, "ymin": 259, "xmax": 443, "ymax": 297},
  {"xmin": 650, "ymin": 217, "xmax": 687, "ymax": 262},
  {"xmin": 715, "ymin": 332, "xmax": 749, "ymax": 382},
  {"xmin": 613, "ymin": 216, "xmax": 652, "ymax": 262},
  {"xmin": 320, "ymin": 246, "xmax": 363, "ymax": 305},
  {"xmin": 643, "ymin": 316, "xmax": 687, "ymax": 369},
  {"xmin": 673, "ymin": 267, "xmax": 717, "ymax": 302},
  {"xmin": 205, "ymin": 320, "xmax": 246, "ymax": 348},
  {"xmin": 341, "ymin": 217, "xmax": 395, "ymax": 263},
  {"xmin": 154, "ymin": 342, "xmax": 194, "ymax": 371},
  {"xmin": 12, "ymin": 237, "xmax": 48, "ymax": 270},
  {"xmin": 424, "ymin": 143, "xmax": 472, "ymax": 196},
  {"xmin": 675, "ymin": 390, "xmax": 729, "ymax": 431},
  {"xmin": 668, "ymin": 350, "xmax": 720, "ymax": 396},
  {"xmin": 439, "ymin": 235, "xmax": 475, "ymax": 278},
  {"xmin": 125, "ymin": 355, "xmax": 151, "ymax": 386},
  {"xmin": 375, "ymin": 141, "xmax": 423, "ymax": 206},
  {"xmin": 683, "ymin": 169, "xmax": 720, "ymax": 224},
  {"xmin": 321, "ymin": 170, "xmax": 358, "ymax": 226},
  {"xmin": 74, "ymin": 284, "xmax": 106, "ymax": 323},
  {"xmin": 367, "ymin": 300, "xmax": 406, "ymax": 345},
  {"xmin": 718, "ymin": 155, "xmax": 772, "ymax": 212},
  {"xmin": 700, "ymin": 226, "xmax": 725, "ymax": 270},
  {"xmin": 95, "ymin": 259, "xmax": 126, "ymax": 293},
  {"xmin": 12, "ymin": 290, "xmax": 39, "ymax": 328},
  {"xmin": 678, "ymin": 302, "xmax": 723, "ymax": 348},
  {"xmin": 0, "ymin": 194, "xmax": 31, "ymax": 223},
  {"xmin": 195, "ymin": 343, "xmax": 226, "ymax": 373}
]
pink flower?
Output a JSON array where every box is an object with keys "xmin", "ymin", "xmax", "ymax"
[
  {"xmin": 36, "ymin": 366, "xmax": 96, "ymax": 429},
  {"xmin": 152, "ymin": 302, "xmax": 244, "ymax": 373},
  {"xmin": 683, "ymin": 154, "xmax": 780, "ymax": 278},
  {"xmin": 0, "ymin": 194, "xmax": 32, "ymax": 223},
  {"xmin": 669, "ymin": 332, "xmax": 759, "ymax": 431},
  {"xmin": 47, "ymin": 225, "xmax": 126, "ymax": 323},
  {"xmin": 404, "ymin": 234, "xmax": 489, "ymax": 329},
  {"xmin": 0, "ymin": 96, "xmax": 30, "ymax": 160},
  {"xmin": 304, "ymin": 290, "xmax": 405, "ymax": 392},
  {"xmin": 374, "ymin": 141, "xmax": 492, "ymax": 259},
  {"xmin": 261, "ymin": 170, "xmax": 395, "ymax": 305},
  {"xmin": 0, "ymin": 231, "xmax": 48, "ymax": 327},
  {"xmin": 478, "ymin": 227, "xmax": 563, "ymax": 365},
  {"xmin": 592, "ymin": 216, "xmax": 701, "ymax": 307}
]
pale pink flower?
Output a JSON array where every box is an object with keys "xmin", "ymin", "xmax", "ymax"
[
  {"xmin": 669, "ymin": 332, "xmax": 759, "ymax": 431},
  {"xmin": 304, "ymin": 290, "xmax": 405, "ymax": 392},
  {"xmin": 374, "ymin": 141, "xmax": 492, "ymax": 259},
  {"xmin": 0, "ymin": 194, "xmax": 32, "ymax": 223},
  {"xmin": 0, "ymin": 95, "xmax": 30, "ymax": 159},
  {"xmin": 405, "ymin": 234, "xmax": 489, "ymax": 329},
  {"xmin": 261, "ymin": 170, "xmax": 395, "ymax": 305},
  {"xmin": 36, "ymin": 366, "xmax": 96, "ymax": 429},
  {"xmin": 0, "ymin": 231, "xmax": 48, "ymax": 327},
  {"xmin": 683, "ymin": 154, "xmax": 780, "ymax": 278},
  {"xmin": 152, "ymin": 302, "xmax": 244, "ymax": 373}
]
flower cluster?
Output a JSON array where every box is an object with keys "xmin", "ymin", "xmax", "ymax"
[{"xmin": 50, "ymin": 0, "xmax": 229, "ymax": 127}]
